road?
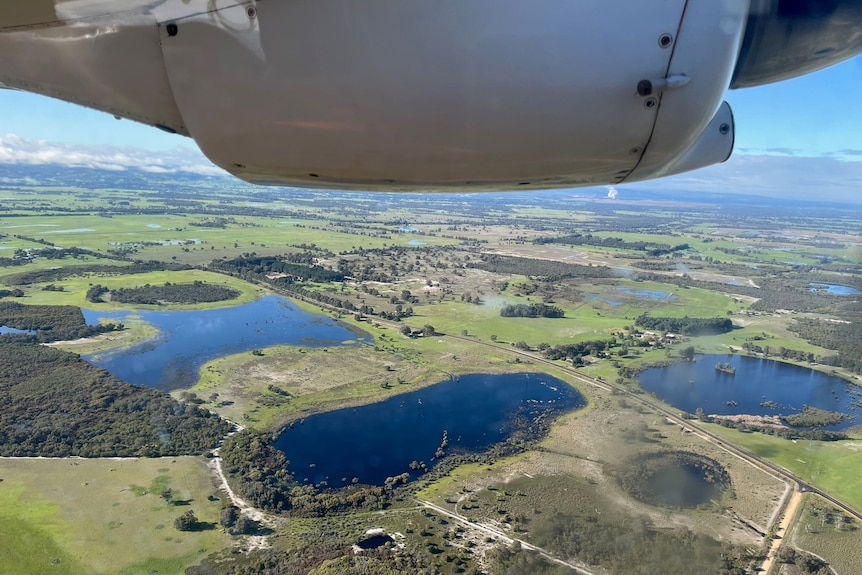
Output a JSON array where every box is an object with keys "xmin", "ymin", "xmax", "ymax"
[
  {"xmin": 418, "ymin": 499, "xmax": 596, "ymax": 575},
  {"xmin": 760, "ymin": 489, "xmax": 803, "ymax": 575}
]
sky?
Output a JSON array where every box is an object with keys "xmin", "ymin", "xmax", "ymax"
[{"xmin": 0, "ymin": 55, "xmax": 860, "ymax": 202}]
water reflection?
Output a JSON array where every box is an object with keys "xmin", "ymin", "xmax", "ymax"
[
  {"xmin": 639, "ymin": 355, "xmax": 858, "ymax": 429},
  {"xmin": 84, "ymin": 295, "xmax": 368, "ymax": 390},
  {"xmin": 276, "ymin": 373, "xmax": 584, "ymax": 486}
]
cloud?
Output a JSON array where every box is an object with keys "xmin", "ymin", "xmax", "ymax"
[
  {"xmin": 835, "ymin": 149, "xmax": 862, "ymax": 157},
  {"xmin": 0, "ymin": 134, "xmax": 858, "ymax": 204},
  {"xmin": 634, "ymin": 153, "xmax": 862, "ymax": 203},
  {"xmin": 0, "ymin": 134, "xmax": 226, "ymax": 176},
  {"xmin": 763, "ymin": 147, "xmax": 801, "ymax": 156}
]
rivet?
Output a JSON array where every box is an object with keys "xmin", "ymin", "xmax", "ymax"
[
  {"xmin": 166, "ymin": 23, "xmax": 178, "ymax": 37},
  {"xmin": 246, "ymin": 5, "xmax": 256, "ymax": 19},
  {"xmin": 719, "ymin": 123, "xmax": 731, "ymax": 135},
  {"xmin": 644, "ymin": 98, "xmax": 657, "ymax": 109},
  {"xmin": 659, "ymin": 33, "xmax": 673, "ymax": 48},
  {"xmin": 637, "ymin": 80, "xmax": 653, "ymax": 97}
]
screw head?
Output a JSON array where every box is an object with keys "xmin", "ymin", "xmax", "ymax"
[
  {"xmin": 659, "ymin": 33, "xmax": 673, "ymax": 48},
  {"xmin": 166, "ymin": 23, "xmax": 178, "ymax": 37},
  {"xmin": 644, "ymin": 98, "xmax": 657, "ymax": 109},
  {"xmin": 246, "ymin": 5, "xmax": 256, "ymax": 18},
  {"xmin": 719, "ymin": 123, "xmax": 731, "ymax": 135}
]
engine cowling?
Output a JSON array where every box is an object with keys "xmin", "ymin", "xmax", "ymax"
[{"xmin": 732, "ymin": 0, "xmax": 862, "ymax": 88}]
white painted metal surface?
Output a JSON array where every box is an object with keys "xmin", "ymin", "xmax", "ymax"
[
  {"xmin": 0, "ymin": 0, "xmax": 758, "ymax": 191},
  {"xmin": 653, "ymin": 100, "xmax": 735, "ymax": 179},
  {"xmin": 158, "ymin": 0, "xmax": 686, "ymax": 189},
  {"xmin": 626, "ymin": 0, "xmax": 748, "ymax": 182},
  {"xmin": 0, "ymin": 2, "xmax": 185, "ymax": 134}
]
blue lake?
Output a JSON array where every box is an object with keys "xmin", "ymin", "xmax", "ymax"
[
  {"xmin": 809, "ymin": 283, "xmax": 862, "ymax": 295},
  {"xmin": 639, "ymin": 355, "xmax": 859, "ymax": 429},
  {"xmin": 84, "ymin": 295, "xmax": 368, "ymax": 391},
  {"xmin": 276, "ymin": 373, "xmax": 584, "ymax": 486}
]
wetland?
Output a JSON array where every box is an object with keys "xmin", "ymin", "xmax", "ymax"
[
  {"xmin": 275, "ymin": 372, "xmax": 584, "ymax": 486},
  {"xmin": 639, "ymin": 355, "xmax": 860, "ymax": 429}
]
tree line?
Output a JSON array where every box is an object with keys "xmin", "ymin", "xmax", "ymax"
[
  {"xmin": 468, "ymin": 254, "xmax": 616, "ymax": 281},
  {"xmin": 500, "ymin": 303, "xmax": 564, "ymax": 318},
  {"xmin": 0, "ymin": 342, "xmax": 231, "ymax": 457},
  {"xmin": 3, "ymin": 259, "xmax": 190, "ymax": 286},
  {"xmin": 0, "ymin": 301, "xmax": 122, "ymax": 343},
  {"xmin": 541, "ymin": 339, "xmax": 612, "ymax": 361},
  {"xmin": 219, "ymin": 429, "xmax": 388, "ymax": 517},
  {"xmin": 636, "ymin": 313, "xmax": 733, "ymax": 336},
  {"xmin": 210, "ymin": 255, "xmax": 344, "ymax": 282},
  {"xmin": 96, "ymin": 281, "xmax": 241, "ymax": 305},
  {"xmin": 535, "ymin": 233, "xmax": 689, "ymax": 257},
  {"xmin": 790, "ymin": 317, "xmax": 862, "ymax": 373}
]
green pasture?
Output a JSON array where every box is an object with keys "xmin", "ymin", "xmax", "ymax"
[
  {"xmin": 0, "ymin": 258, "xmax": 134, "ymax": 285},
  {"xmin": 0, "ymin": 212, "xmax": 458, "ymax": 266},
  {"xmin": 15, "ymin": 269, "xmax": 264, "ymax": 311},
  {"xmin": 0, "ymin": 233, "xmax": 54, "ymax": 253},
  {"xmin": 180, "ymin": 320, "xmax": 565, "ymax": 429},
  {"xmin": 411, "ymin": 278, "xmax": 738, "ymax": 347},
  {"xmin": 0, "ymin": 457, "xmax": 229, "ymax": 575},
  {"xmin": 705, "ymin": 424, "xmax": 862, "ymax": 513}
]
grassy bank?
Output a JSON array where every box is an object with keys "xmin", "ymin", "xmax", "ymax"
[
  {"xmin": 0, "ymin": 457, "xmax": 229, "ymax": 575},
  {"xmin": 705, "ymin": 424, "xmax": 862, "ymax": 513},
  {"xmin": 177, "ymin": 328, "xmax": 564, "ymax": 429},
  {"xmin": 17, "ymin": 269, "xmax": 264, "ymax": 311}
]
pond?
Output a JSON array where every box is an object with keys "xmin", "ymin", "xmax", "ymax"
[
  {"xmin": 612, "ymin": 286, "xmax": 677, "ymax": 300},
  {"xmin": 639, "ymin": 355, "xmax": 859, "ymax": 429},
  {"xmin": 84, "ymin": 295, "xmax": 368, "ymax": 391},
  {"xmin": 590, "ymin": 296, "xmax": 623, "ymax": 306},
  {"xmin": 275, "ymin": 373, "xmax": 584, "ymax": 487},
  {"xmin": 809, "ymin": 283, "xmax": 862, "ymax": 295},
  {"xmin": 618, "ymin": 451, "xmax": 730, "ymax": 509},
  {"xmin": 0, "ymin": 326, "xmax": 35, "ymax": 335}
]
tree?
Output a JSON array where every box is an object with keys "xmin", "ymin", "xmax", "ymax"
[
  {"xmin": 400, "ymin": 324, "xmax": 411, "ymax": 336},
  {"xmin": 680, "ymin": 345, "xmax": 696, "ymax": 361},
  {"xmin": 174, "ymin": 510, "xmax": 198, "ymax": 531},
  {"xmin": 422, "ymin": 324, "xmax": 436, "ymax": 336},
  {"xmin": 233, "ymin": 515, "xmax": 258, "ymax": 535},
  {"xmin": 219, "ymin": 505, "xmax": 239, "ymax": 529}
]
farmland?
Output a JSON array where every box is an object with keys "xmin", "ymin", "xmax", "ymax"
[{"xmin": 1, "ymin": 167, "xmax": 860, "ymax": 574}]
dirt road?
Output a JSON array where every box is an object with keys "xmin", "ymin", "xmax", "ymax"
[{"xmin": 760, "ymin": 489, "xmax": 804, "ymax": 575}]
